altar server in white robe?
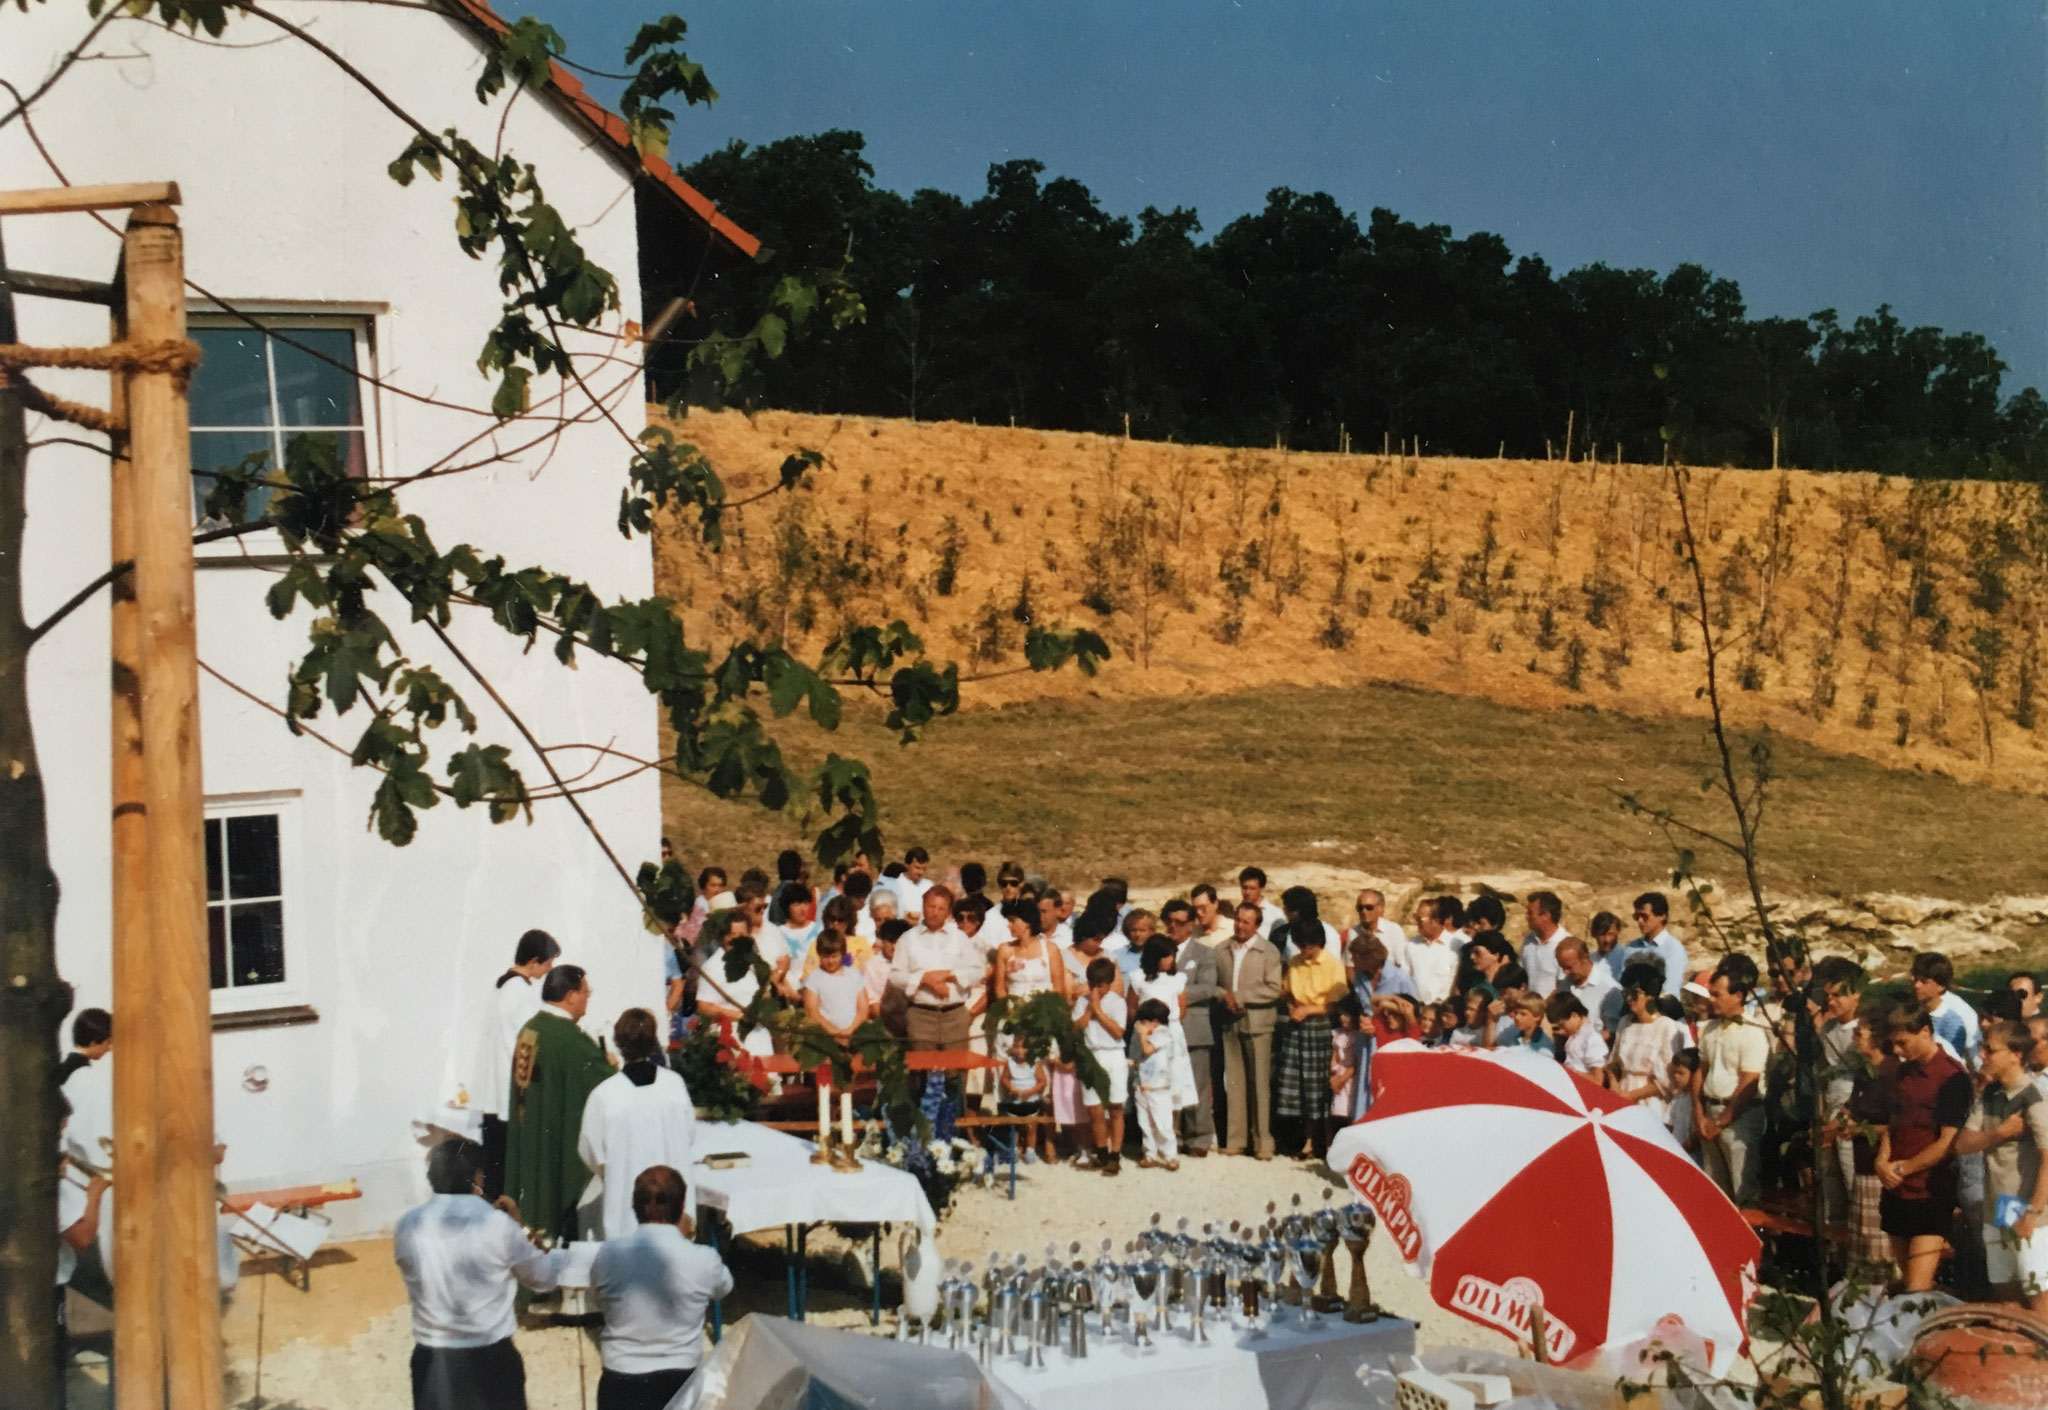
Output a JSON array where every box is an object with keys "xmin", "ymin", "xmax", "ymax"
[
  {"xmin": 578, "ymin": 1008, "xmax": 698, "ymax": 1240},
  {"xmin": 472, "ymin": 929, "xmax": 558, "ymax": 1200}
]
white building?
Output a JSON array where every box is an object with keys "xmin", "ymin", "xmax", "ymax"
[{"xmin": 4, "ymin": 0, "xmax": 755, "ymax": 1234}]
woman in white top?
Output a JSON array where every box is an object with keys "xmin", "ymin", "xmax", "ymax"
[
  {"xmin": 992, "ymin": 899, "xmax": 1070, "ymax": 1007},
  {"xmin": 1128, "ymin": 936, "xmax": 1197, "ymax": 1111},
  {"xmin": 697, "ymin": 924, "xmax": 775, "ymax": 1059},
  {"xmin": 1607, "ymin": 975, "xmax": 1689, "ymax": 1120}
]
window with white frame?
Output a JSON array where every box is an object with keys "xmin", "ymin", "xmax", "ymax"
[
  {"xmin": 206, "ymin": 806, "xmax": 289, "ymax": 993},
  {"xmin": 188, "ymin": 318, "xmax": 371, "ymax": 525}
]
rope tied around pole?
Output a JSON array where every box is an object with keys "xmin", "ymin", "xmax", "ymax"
[{"xmin": 0, "ymin": 336, "xmax": 201, "ymax": 433}]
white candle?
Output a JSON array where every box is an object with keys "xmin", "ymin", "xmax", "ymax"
[
  {"xmin": 817, "ymin": 1081, "xmax": 830, "ymax": 1141},
  {"xmin": 841, "ymin": 1091, "xmax": 855, "ymax": 1147}
]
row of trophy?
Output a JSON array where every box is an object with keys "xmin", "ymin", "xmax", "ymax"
[{"xmin": 896, "ymin": 1190, "xmax": 1384, "ymax": 1363}]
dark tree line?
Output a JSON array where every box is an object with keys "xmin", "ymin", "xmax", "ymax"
[{"xmin": 653, "ymin": 129, "xmax": 2048, "ymax": 480}]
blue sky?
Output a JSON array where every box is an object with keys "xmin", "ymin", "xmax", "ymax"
[{"xmin": 524, "ymin": 1, "xmax": 2048, "ymax": 391}]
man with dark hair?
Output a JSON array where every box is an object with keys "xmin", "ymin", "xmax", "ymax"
[
  {"xmin": 2012, "ymin": 973, "xmax": 2045, "ymax": 1023},
  {"xmin": 1521, "ymin": 892, "xmax": 1570, "ymax": 998},
  {"xmin": 1279, "ymin": 885, "xmax": 1342, "ymax": 958},
  {"xmin": 1912, "ymin": 951, "xmax": 1982, "ymax": 1067},
  {"xmin": 1238, "ymin": 867, "xmax": 1284, "ymax": 936},
  {"xmin": 766, "ymin": 850, "xmax": 808, "ymax": 925},
  {"xmin": 474, "ymin": 930, "xmax": 560, "ymax": 1200},
  {"xmin": 1879, "ymin": 1008, "xmax": 1973, "ymax": 1291},
  {"xmin": 996, "ymin": 861, "xmax": 1026, "ymax": 901},
  {"xmin": 1190, "ymin": 883, "xmax": 1229, "ymax": 946},
  {"xmin": 505, "ymin": 966, "xmax": 613, "ymax": 1241},
  {"xmin": 578, "ymin": 1010, "xmax": 698, "ymax": 1241},
  {"xmin": 1217, "ymin": 901, "xmax": 1285, "ymax": 1160},
  {"xmin": 59, "ymin": 1008, "xmax": 113, "ymax": 1171},
  {"xmin": 1464, "ymin": 895, "xmax": 1506, "ymax": 935},
  {"xmin": 1609, "ymin": 892, "xmax": 1688, "ymax": 997},
  {"xmin": 894, "ymin": 846, "xmax": 934, "ymax": 913},
  {"xmin": 395, "ymin": 1138, "xmax": 561, "ymax": 1410},
  {"xmin": 1816, "ymin": 964, "xmax": 1866, "ymax": 1238},
  {"xmin": 590, "ymin": 1166, "xmax": 733, "ymax": 1410},
  {"xmin": 960, "ymin": 861, "xmax": 989, "ymax": 902}
]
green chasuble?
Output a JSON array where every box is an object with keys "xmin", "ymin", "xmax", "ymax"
[{"xmin": 504, "ymin": 1009, "xmax": 611, "ymax": 1239}]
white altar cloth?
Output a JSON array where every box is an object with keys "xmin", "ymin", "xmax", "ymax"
[
  {"xmin": 982, "ymin": 1310, "xmax": 1416, "ymax": 1410},
  {"xmin": 689, "ymin": 1122, "xmax": 936, "ymax": 1236}
]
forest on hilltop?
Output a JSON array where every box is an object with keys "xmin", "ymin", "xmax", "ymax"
[{"xmin": 647, "ymin": 131, "xmax": 2048, "ymax": 482}]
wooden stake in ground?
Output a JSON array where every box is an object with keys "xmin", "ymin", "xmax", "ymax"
[
  {"xmin": 123, "ymin": 201, "xmax": 222, "ymax": 1410},
  {"xmin": 110, "ymin": 298, "xmax": 167, "ymax": 1410}
]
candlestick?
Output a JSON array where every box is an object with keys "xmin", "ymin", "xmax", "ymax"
[
  {"xmin": 818, "ymin": 1080, "xmax": 830, "ymax": 1134},
  {"xmin": 840, "ymin": 1091, "xmax": 855, "ymax": 1148}
]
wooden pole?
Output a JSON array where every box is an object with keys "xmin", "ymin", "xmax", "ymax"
[
  {"xmin": 110, "ymin": 294, "xmax": 167, "ymax": 1410},
  {"xmin": 124, "ymin": 202, "xmax": 221, "ymax": 1410}
]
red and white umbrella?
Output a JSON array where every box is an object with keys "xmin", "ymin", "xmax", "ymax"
[{"xmin": 1328, "ymin": 1041, "xmax": 1759, "ymax": 1372}]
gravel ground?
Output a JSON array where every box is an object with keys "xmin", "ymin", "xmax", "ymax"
[{"xmin": 63, "ymin": 1149, "xmax": 1496, "ymax": 1408}]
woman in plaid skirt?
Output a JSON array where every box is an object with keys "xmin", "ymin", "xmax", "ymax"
[{"xmin": 1274, "ymin": 918, "xmax": 1351, "ymax": 1160}]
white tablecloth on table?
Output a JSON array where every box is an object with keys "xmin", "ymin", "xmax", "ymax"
[
  {"xmin": 690, "ymin": 1122, "xmax": 937, "ymax": 1236},
  {"xmin": 982, "ymin": 1311, "xmax": 1415, "ymax": 1410},
  {"xmin": 673, "ymin": 1313, "xmax": 1415, "ymax": 1410}
]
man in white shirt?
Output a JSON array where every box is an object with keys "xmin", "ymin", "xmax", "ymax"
[
  {"xmin": 1692, "ymin": 972, "xmax": 1771, "ymax": 1207},
  {"xmin": 895, "ymin": 847, "xmax": 935, "ymax": 911},
  {"xmin": 1557, "ymin": 937, "xmax": 1623, "ymax": 1036},
  {"xmin": 1520, "ymin": 891, "xmax": 1572, "ymax": 998},
  {"xmin": 1349, "ymin": 889, "xmax": 1408, "ymax": 973},
  {"xmin": 1238, "ymin": 867, "xmax": 1287, "ymax": 937},
  {"xmin": 394, "ymin": 1138, "xmax": 561, "ymax": 1410},
  {"xmin": 474, "ymin": 930, "xmax": 558, "ymax": 1199},
  {"xmin": 888, "ymin": 886, "xmax": 986, "ymax": 1052},
  {"xmin": 577, "ymin": 1010, "xmax": 697, "ymax": 1242},
  {"xmin": 590, "ymin": 1165, "xmax": 733, "ymax": 1410},
  {"xmin": 1406, "ymin": 898, "xmax": 1459, "ymax": 1005}
]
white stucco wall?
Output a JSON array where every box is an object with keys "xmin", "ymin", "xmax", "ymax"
[{"xmin": 4, "ymin": 3, "xmax": 674, "ymax": 1234}]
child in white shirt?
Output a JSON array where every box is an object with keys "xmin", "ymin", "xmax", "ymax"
[
  {"xmin": 1074, "ymin": 956, "xmax": 1130, "ymax": 1175},
  {"xmin": 1551, "ymin": 993, "xmax": 1610, "ymax": 1080},
  {"xmin": 1132, "ymin": 999, "xmax": 1181, "ymax": 1170}
]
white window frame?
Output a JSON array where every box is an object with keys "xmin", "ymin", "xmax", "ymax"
[
  {"xmin": 204, "ymin": 790, "xmax": 305, "ymax": 1015},
  {"xmin": 188, "ymin": 306, "xmax": 385, "ymax": 561}
]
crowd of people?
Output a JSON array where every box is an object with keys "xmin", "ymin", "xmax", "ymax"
[{"xmin": 653, "ymin": 843, "xmax": 2048, "ymax": 1318}]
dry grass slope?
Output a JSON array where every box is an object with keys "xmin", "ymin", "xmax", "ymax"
[{"xmin": 655, "ymin": 409, "xmax": 2048, "ymax": 794}]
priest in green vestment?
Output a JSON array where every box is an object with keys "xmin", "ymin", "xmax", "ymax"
[{"xmin": 503, "ymin": 964, "xmax": 613, "ymax": 1240}]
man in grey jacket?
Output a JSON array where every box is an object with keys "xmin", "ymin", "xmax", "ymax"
[
  {"xmin": 1216, "ymin": 901, "xmax": 1287, "ymax": 1160},
  {"xmin": 1164, "ymin": 899, "xmax": 1222, "ymax": 1156}
]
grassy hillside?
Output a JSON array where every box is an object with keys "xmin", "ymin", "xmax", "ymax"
[
  {"xmin": 650, "ymin": 411, "xmax": 2048, "ymax": 905},
  {"xmin": 655, "ymin": 410, "xmax": 2048, "ymax": 798}
]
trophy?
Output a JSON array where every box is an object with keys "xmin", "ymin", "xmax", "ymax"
[
  {"xmin": 1262, "ymin": 1223, "xmax": 1295, "ymax": 1313},
  {"xmin": 1065, "ymin": 1242, "xmax": 1092, "ymax": 1359},
  {"xmin": 1127, "ymin": 1246, "xmax": 1160, "ymax": 1349},
  {"xmin": 1310, "ymin": 1189, "xmax": 1346, "ymax": 1314},
  {"xmin": 1093, "ymin": 1238, "xmax": 1121, "ymax": 1337},
  {"xmin": 1340, "ymin": 1202, "xmax": 1383, "ymax": 1323},
  {"xmin": 1290, "ymin": 1227, "xmax": 1325, "ymax": 1325},
  {"xmin": 1234, "ymin": 1232, "xmax": 1267, "ymax": 1333}
]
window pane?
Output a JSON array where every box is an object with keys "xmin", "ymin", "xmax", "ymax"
[
  {"xmin": 225, "ymin": 814, "xmax": 281, "ymax": 900},
  {"xmin": 228, "ymin": 901, "xmax": 286, "ymax": 987},
  {"xmin": 208, "ymin": 907, "xmax": 228, "ymax": 990},
  {"xmin": 280, "ymin": 428, "xmax": 367, "ymax": 484},
  {"xmin": 205, "ymin": 817, "xmax": 223, "ymax": 903},
  {"xmin": 189, "ymin": 328, "xmax": 271, "ymax": 427},
  {"xmin": 190, "ymin": 430, "xmax": 274, "ymax": 524},
  {"xmin": 270, "ymin": 328, "xmax": 360, "ymax": 427}
]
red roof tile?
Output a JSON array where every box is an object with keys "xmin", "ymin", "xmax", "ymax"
[{"xmin": 437, "ymin": 0, "xmax": 759, "ymax": 259}]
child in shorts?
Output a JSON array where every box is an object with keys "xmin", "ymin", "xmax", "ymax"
[{"xmin": 1075, "ymin": 957, "xmax": 1129, "ymax": 1177}]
